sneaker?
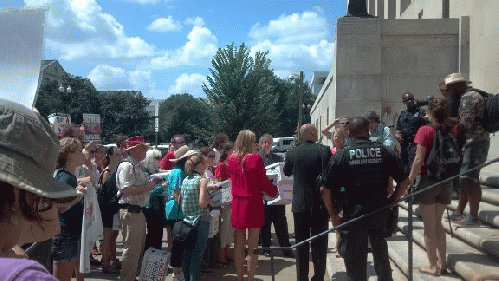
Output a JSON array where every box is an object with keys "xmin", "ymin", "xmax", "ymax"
[
  {"xmin": 172, "ymin": 273, "xmax": 185, "ymax": 281},
  {"xmin": 447, "ymin": 211, "xmax": 464, "ymax": 222},
  {"xmin": 457, "ymin": 215, "xmax": 480, "ymax": 226}
]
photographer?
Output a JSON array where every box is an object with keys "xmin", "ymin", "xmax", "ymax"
[{"xmin": 396, "ymin": 92, "xmax": 428, "ymax": 173}]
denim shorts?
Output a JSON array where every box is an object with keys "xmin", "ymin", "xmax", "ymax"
[
  {"xmin": 52, "ymin": 235, "xmax": 80, "ymax": 263},
  {"xmin": 413, "ymin": 174, "xmax": 452, "ymax": 205},
  {"xmin": 460, "ymin": 139, "xmax": 490, "ymax": 181}
]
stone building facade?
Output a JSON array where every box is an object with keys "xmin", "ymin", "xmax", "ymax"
[{"xmin": 311, "ymin": 0, "xmax": 498, "ymax": 144}]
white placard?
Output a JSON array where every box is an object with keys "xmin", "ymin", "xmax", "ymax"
[{"xmin": 0, "ymin": 8, "xmax": 46, "ymax": 108}]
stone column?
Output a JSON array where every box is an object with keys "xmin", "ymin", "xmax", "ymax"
[
  {"xmin": 459, "ymin": 16, "xmax": 470, "ymax": 79},
  {"xmin": 376, "ymin": 0, "xmax": 384, "ymax": 18},
  {"xmin": 368, "ymin": 0, "xmax": 376, "ymax": 16},
  {"xmin": 384, "ymin": 0, "xmax": 396, "ymax": 19}
]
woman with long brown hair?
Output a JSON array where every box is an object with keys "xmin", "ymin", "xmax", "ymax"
[
  {"xmin": 228, "ymin": 130, "xmax": 277, "ymax": 281},
  {"xmin": 408, "ymin": 98, "xmax": 458, "ymax": 276}
]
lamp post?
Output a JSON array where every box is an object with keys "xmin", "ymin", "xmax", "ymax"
[
  {"xmin": 295, "ymin": 71, "xmax": 304, "ymax": 143},
  {"xmin": 301, "ymin": 103, "xmax": 312, "ymax": 123}
]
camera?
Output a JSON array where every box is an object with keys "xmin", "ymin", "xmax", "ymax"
[{"xmin": 415, "ymin": 96, "xmax": 434, "ymax": 108}]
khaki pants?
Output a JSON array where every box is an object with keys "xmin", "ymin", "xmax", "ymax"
[{"xmin": 119, "ymin": 209, "xmax": 146, "ymax": 281}]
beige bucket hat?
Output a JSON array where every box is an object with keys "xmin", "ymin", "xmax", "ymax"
[{"xmin": 0, "ymin": 99, "xmax": 77, "ymax": 199}]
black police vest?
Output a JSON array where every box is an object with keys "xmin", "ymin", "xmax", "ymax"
[{"xmin": 340, "ymin": 139, "xmax": 391, "ymax": 218}]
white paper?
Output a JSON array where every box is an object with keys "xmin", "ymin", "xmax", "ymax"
[{"xmin": 0, "ymin": 8, "xmax": 46, "ymax": 108}]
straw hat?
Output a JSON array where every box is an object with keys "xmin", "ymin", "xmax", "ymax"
[
  {"xmin": 124, "ymin": 136, "xmax": 149, "ymax": 151},
  {"xmin": 170, "ymin": 145, "xmax": 197, "ymax": 162},
  {"xmin": 445, "ymin": 73, "xmax": 472, "ymax": 85},
  {"xmin": 0, "ymin": 99, "xmax": 77, "ymax": 200}
]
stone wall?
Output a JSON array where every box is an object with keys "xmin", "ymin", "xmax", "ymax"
[{"xmin": 311, "ymin": 17, "xmax": 459, "ymax": 145}]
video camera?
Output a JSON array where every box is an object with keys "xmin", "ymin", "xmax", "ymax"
[{"xmin": 415, "ymin": 96, "xmax": 434, "ymax": 108}]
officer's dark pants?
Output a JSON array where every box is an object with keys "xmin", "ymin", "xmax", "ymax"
[
  {"xmin": 339, "ymin": 212, "xmax": 392, "ymax": 281},
  {"xmin": 401, "ymin": 142, "xmax": 416, "ymax": 174},
  {"xmin": 261, "ymin": 204, "xmax": 292, "ymax": 254},
  {"xmin": 293, "ymin": 211, "xmax": 328, "ymax": 281}
]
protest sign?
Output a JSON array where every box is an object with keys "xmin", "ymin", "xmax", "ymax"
[{"xmin": 0, "ymin": 8, "xmax": 46, "ymax": 108}]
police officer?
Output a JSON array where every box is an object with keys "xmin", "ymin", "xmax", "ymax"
[
  {"xmin": 395, "ymin": 92, "xmax": 427, "ymax": 173},
  {"xmin": 320, "ymin": 116, "xmax": 410, "ymax": 281}
]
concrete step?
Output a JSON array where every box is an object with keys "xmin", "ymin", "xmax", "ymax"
[
  {"xmin": 400, "ymin": 201, "xmax": 499, "ymax": 260},
  {"xmin": 387, "ymin": 232, "xmax": 462, "ymax": 281},
  {"xmin": 447, "ymin": 200, "xmax": 499, "ymax": 230},
  {"xmin": 482, "ymin": 188, "xmax": 499, "ymax": 206},
  {"xmin": 397, "ymin": 207, "xmax": 499, "ymax": 280},
  {"xmin": 325, "ymin": 233, "xmax": 408, "ymax": 280}
]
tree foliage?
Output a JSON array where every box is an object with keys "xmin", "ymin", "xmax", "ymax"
[
  {"xmin": 158, "ymin": 93, "xmax": 213, "ymax": 145},
  {"xmin": 35, "ymin": 75, "xmax": 151, "ymax": 143},
  {"xmin": 98, "ymin": 91, "xmax": 152, "ymax": 142},
  {"xmin": 273, "ymin": 77, "xmax": 315, "ymax": 137},
  {"xmin": 202, "ymin": 43, "xmax": 279, "ymax": 140},
  {"xmin": 35, "ymin": 74, "xmax": 101, "ymax": 124}
]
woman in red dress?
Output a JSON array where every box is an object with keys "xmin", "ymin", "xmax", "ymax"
[{"xmin": 228, "ymin": 130, "xmax": 278, "ymax": 281}]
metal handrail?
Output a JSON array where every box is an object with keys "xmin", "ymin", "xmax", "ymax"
[{"xmin": 256, "ymin": 156, "xmax": 499, "ymax": 281}]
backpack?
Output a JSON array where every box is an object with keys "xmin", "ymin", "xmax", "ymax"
[
  {"xmin": 97, "ymin": 170, "xmax": 121, "ymax": 215},
  {"xmin": 471, "ymin": 88, "xmax": 499, "ymax": 133},
  {"xmin": 426, "ymin": 125, "xmax": 462, "ymax": 181}
]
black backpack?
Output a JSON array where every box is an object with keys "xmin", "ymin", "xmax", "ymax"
[
  {"xmin": 471, "ymin": 88, "xmax": 499, "ymax": 133},
  {"xmin": 97, "ymin": 171, "xmax": 121, "ymax": 215},
  {"xmin": 426, "ymin": 125, "xmax": 462, "ymax": 181}
]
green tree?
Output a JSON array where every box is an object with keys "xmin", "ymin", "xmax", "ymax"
[
  {"xmin": 158, "ymin": 93, "xmax": 213, "ymax": 146},
  {"xmin": 274, "ymin": 77, "xmax": 315, "ymax": 137},
  {"xmin": 98, "ymin": 91, "xmax": 152, "ymax": 142},
  {"xmin": 35, "ymin": 74, "xmax": 101, "ymax": 124},
  {"xmin": 202, "ymin": 43, "xmax": 279, "ymax": 140}
]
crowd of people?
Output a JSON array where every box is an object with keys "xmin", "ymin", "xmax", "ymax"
[{"xmin": 0, "ymin": 71, "xmax": 491, "ymax": 281}]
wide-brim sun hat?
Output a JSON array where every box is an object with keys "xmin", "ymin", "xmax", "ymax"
[
  {"xmin": 124, "ymin": 136, "xmax": 149, "ymax": 151},
  {"xmin": 445, "ymin": 73, "xmax": 472, "ymax": 85},
  {"xmin": 170, "ymin": 145, "xmax": 197, "ymax": 162},
  {"xmin": 0, "ymin": 99, "xmax": 77, "ymax": 200}
]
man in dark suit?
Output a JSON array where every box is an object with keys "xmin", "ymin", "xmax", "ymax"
[{"xmin": 284, "ymin": 124, "xmax": 332, "ymax": 281}]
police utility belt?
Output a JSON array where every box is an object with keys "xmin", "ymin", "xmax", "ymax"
[{"xmin": 120, "ymin": 203, "xmax": 144, "ymax": 214}]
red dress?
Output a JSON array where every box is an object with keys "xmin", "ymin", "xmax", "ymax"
[{"xmin": 228, "ymin": 153, "xmax": 278, "ymax": 229}]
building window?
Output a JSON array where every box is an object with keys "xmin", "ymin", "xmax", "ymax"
[
  {"xmin": 418, "ymin": 9, "xmax": 423, "ymax": 19},
  {"xmin": 326, "ymin": 107, "xmax": 329, "ymax": 125}
]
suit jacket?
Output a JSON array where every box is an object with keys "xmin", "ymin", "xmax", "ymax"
[{"xmin": 284, "ymin": 141, "xmax": 331, "ymax": 215}]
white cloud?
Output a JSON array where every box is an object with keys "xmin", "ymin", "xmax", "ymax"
[
  {"xmin": 147, "ymin": 16, "xmax": 182, "ymax": 32},
  {"xmin": 248, "ymin": 11, "xmax": 334, "ymax": 71},
  {"xmin": 168, "ymin": 73, "xmax": 207, "ymax": 97},
  {"xmin": 149, "ymin": 26, "xmax": 218, "ymax": 69},
  {"xmin": 184, "ymin": 16, "xmax": 205, "ymax": 27},
  {"xmin": 129, "ymin": 69, "xmax": 153, "ymax": 90},
  {"xmin": 88, "ymin": 64, "xmax": 130, "ymax": 89},
  {"xmin": 26, "ymin": 0, "xmax": 155, "ymax": 60}
]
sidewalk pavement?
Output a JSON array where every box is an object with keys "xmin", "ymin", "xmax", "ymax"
[
  {"xmin": 77, "ymin": 203, "xmax": 407, "ymax": 281},
  {"xmin": 77, "ymin": 204, "xmax": 319, "ymax": 281}
]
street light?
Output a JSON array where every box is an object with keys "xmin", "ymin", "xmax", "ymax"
[{"xmin": 58, "ymin": 84, "xmax": 71, "ymax": 93}]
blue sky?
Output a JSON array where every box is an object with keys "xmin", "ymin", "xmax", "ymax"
[{"xmin": 5, "ymin": 0, "xmax": 346, "ymax": 99}]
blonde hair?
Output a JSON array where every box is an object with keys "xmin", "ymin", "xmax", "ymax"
[
  {"xmin": 234, "ymin": 130, "xmax": 256, "ymax": 159},
  {"xmin": 57, "ymin": 137, "xmax": 81, "ymax": 169},
  {"xmin": 185, "ymin": 152, "xmax": 206, "ymax": 176}
]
